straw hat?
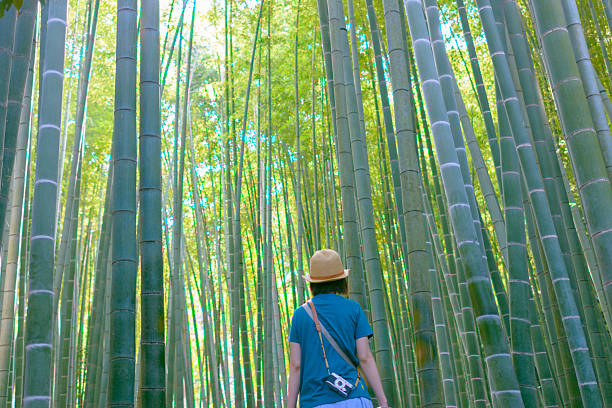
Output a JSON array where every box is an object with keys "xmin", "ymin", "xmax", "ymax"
[{"xmin": 304, "ymin": 249, "xmax": 350, "ymax": 283}]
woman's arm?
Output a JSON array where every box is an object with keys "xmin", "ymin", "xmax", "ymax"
[
  {"xmin": 356, "ymin": 336, "xmax": 389, "ymax": 408},
  {"xmin": 287, "ymin": 341, "xmax": 301, "ymax": 408}
]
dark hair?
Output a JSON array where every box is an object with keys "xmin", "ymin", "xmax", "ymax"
[{"xmin": 309, "ymin": 277, "xmax": 349, "ymax": 297}]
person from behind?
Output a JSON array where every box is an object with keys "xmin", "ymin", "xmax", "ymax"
[{"xmin": 287, "ymin": 249, "xmax": 390, "ymax": 408}]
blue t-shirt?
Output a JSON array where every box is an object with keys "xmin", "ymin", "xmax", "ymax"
[{"xmin": 288, "ymin": 293, "xmax": 373, "ymax": 408}]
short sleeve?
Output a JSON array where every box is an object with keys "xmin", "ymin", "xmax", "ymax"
[
  {"xmin": 354, "ymin": 304, "xmax": 373, "ymax": 339},
  {"xmin": 288, "ymin": 308, "xmax": 302, "ymax": 343}
]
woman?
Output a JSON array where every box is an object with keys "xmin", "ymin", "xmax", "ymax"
[{"xmin": 287, "ymin": 249, "xmax": 390, "ymax": 408}]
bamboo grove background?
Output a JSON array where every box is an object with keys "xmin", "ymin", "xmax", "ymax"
[{"xmin": 1, "ymin": 0, "xmax": 612, "ymax": 406}]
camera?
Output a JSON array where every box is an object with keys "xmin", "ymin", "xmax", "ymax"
[{"xmin": 325, "ymin": 372, "xmax": 354, "ymax": 397}]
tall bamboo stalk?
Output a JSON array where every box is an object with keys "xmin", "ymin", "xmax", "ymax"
[
  {"xmin": 139, "ymin": 0, "xmax": 166, "ymax": 402},
  {"xmin": 22, "ymin": 0, "xmax": 68, "ymax": 404},
  {"xmin": 109, "ymin": 0, "xmax": 138, "ymax": 402}
]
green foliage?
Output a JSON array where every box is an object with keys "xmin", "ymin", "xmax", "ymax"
[{"xmin": 0, "ymin": 0, "xmax": 22, "ymax": 17}]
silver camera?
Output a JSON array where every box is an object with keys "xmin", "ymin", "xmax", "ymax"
[{"xmin": 325, "ymin": 372, "xmax": 354, "ymax": 397}]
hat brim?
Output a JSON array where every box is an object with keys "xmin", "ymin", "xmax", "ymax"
[{"xmin": 303, "ymin": 269, "xmax": 350, "ymax": 283}]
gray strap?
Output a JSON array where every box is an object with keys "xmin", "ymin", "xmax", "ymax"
[{"xmin": 303, "ymin": 303, "xmax": 358, "ymax": 370}]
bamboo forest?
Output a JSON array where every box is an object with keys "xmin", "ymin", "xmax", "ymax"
[{"xmin": 4, "ymin": 0, "xmax": 612, "ymax": 405}]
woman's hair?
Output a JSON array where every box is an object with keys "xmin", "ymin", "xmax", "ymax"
[{"xmin": 309, "ymin": 277, "xmax": 349, "ymax": 297}]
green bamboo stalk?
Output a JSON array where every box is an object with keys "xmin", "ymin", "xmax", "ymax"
[
  {"xmin": 249, "ymin": 87, "xmax": 265, "ymax": 404},
  {"xmin": 425, "ymin": 211, "xmax": 460, "ymax": 404},
  {"xmin": 179, "ymin": 242, "xmax": 195, "ymax": 408},
  {"xmin": 74, "ymin": 223, "xmax": 93, "ymax": 407},
  {"xmin": 300, "ymin": 163, "xmax": 316, "ymax": 257},
  {"xmin": 273, "ymin": 172, "xmax": 291, "ymax": 327},
  {"xmin": 602, "ymin": 0, "xmax": 612, "ymax": 33},
  {"xmin": 188, "ymin": 124, "xmax": 221, "ymax": 408},
  {"xmin": 377, "ymin": 232, "xmax": 407, "ymax": 402},
  {"xmin": 271, "ymin": 255, "xmax": 288, "ymax": 405},
  {"xmin": 423, "ymin": 188, "xmax": 460, "ymax": 407},
  {"xmin": 294, "ymin": 0, "xmax": 306, "ymax": 309},
  {"xmin": 311, "ymin": 34, "xmax": 322, "ymax": 252},
  {"xmin": 374, "ymin": 92, "xmax": 411, "ymax": 399},
  {"xmin": 56, "ymin": 159, "xmax": 82, "ymax": 408},
  {"xmin": 220, "ymin": 3, "xmax": 245, "ymax": 405},
  {"xmin": 84, "ymin": 162, "xmax": 112, "ymax": 407},
  {"xmin": 443, "ymin": 287, "xmax": 468, "ymax": 407},
  {"xmin": 160, "ymin": 0, "xmax": 188, "ymax": 95},
  {"xmin": 263, "ymin": 2, "xmax": 274, "ymax": 403},
  {"xmin": 322, "ymin": 78, "xmax": 343, "ymax": 256},
  {"xmin": 163, "ymin": 19, "xmax": 181, "ymax": 406},
  {"xmin": 587, "ymin": 0, "xmax": 612, "ymax": 90},
  {"xmin": 109, "ymin": 0, "xmax": 138, "ymax": 401},
  {"xmin": 210, "ymin": 167, "xmax": 231, "ymax": 407},
  {"xmin": 22, "ymin": 0, "xmax": 68, "ymax": 403},
  {"xmin": 71, "ymin": 192, "xmax": 91, "ymax": 404},
  {"xmin": 496, "ymin": 79, "xmax": 537, "ymax": 407},
  {"xmin": 178, "ymin": 5, "xmax": 197, "ymax": 408},
  {"xmin": 98, "ymin": 258, "xmax": 112, "ymax": 408},
  {"xmin": 159, "ymin": 0, "xmax": 177, "ymax": 70},
  {"xmin": 14, "ymin": 205, "xmax": 29, "ymax": 408},
  {"xmin": 231, "ymin": 4, "xmax": 263, "ymax": 406},
  {"xmin": 526, "ymin": 276, "xmax": 561, "ymax": 407},
  {"xmin": 596, "ymin": 74, "xmax": 612, "ymax": 122},
  {"xmin": 415, "ymin": 59, "xmax": 459, "ymax": 323},
  {"xmin": 73, "ymin": 192, "xmax": 94, "ymax": 403},
  {"xmin": 139, "ymin": 0, "xmax": 166, "ymax": 402},
  {"xmin": 243, "ymin": 170, "xmax": 263, "ymax": 408},
  {"xmin": 522, "ymin": 176, "xmax": 581, "ymax": 406},
  {"xmin": 184, "ymin": 255, "xmax": 204, "ymax": 406},
  {"xmin": 279, "ymin": 157, "xmax": 298, "ymax": 314}
]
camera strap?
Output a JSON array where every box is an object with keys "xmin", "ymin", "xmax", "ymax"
[{"xmin": 304, "ymin": 300, "xmax": 361, "ymax": 386}]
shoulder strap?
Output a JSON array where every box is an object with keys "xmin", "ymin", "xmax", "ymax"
[{"xmin": 304, "ymin": 300, "xmax": 359, "ymax": 369}]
